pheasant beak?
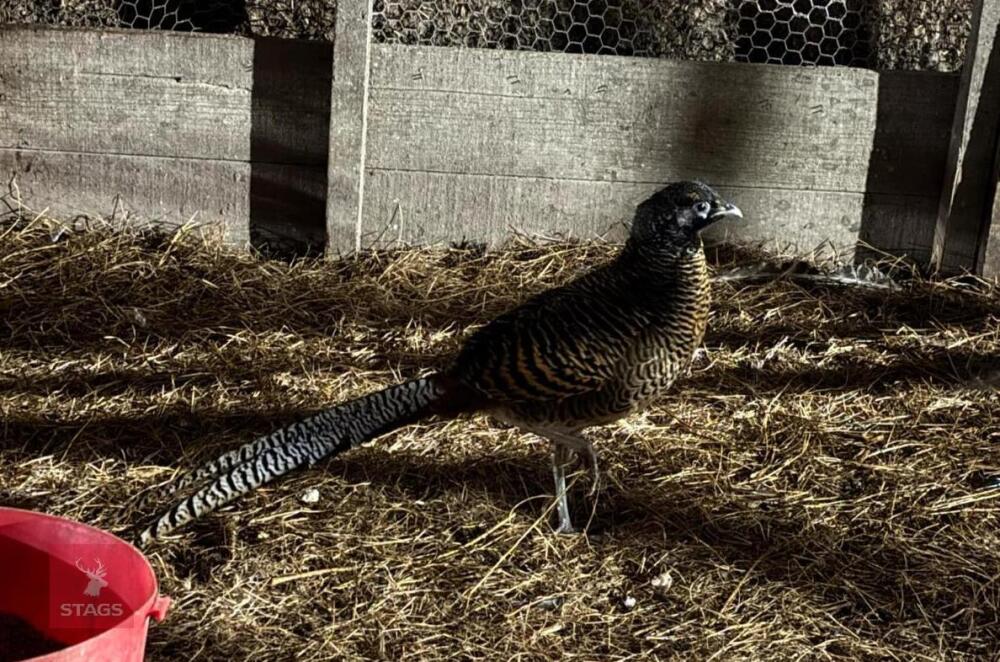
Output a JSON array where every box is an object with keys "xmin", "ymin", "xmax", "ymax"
[{"xmin": 711, "ymin": 202, "xmax": 743, "ymax": 221}]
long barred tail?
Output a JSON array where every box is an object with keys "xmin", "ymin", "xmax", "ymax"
[{"xmin": 137, "ymin": 377, "xmax": 448, "ymax": 545}]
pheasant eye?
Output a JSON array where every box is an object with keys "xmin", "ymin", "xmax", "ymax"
[{"xmin": 693, "ymin": 201, "xmax": 711, "ymax": 217}]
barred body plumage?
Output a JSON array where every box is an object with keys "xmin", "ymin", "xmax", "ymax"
[
  {"xmin": 136, "ymin": 181, "xmax": 741, "ymax": 542},
  {"xmin": 456, "ymin": 246, "xmax": 710, "ymax": 431}
]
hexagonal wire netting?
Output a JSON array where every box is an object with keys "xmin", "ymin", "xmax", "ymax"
[
  {"xmin": 735, "ymin": 0, "xmax": 873, "ymax": 66},
  {"xmin": 0, "ymin": 1, "xmax": 974, "ymax": 70},
  {"xmin": 0, "ymin": 0, "xmax": 974, "ymax": 70},
  {"xmin": 375, "ymin": 1, "xmax": 657, "ymax": 56},
  {"xmin": 371, "ymin": 0, "xmax": 874, "ymax": 66}
]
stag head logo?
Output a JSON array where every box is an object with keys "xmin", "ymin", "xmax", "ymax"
[{"xmin": 75, "ymin": 558, "xmax": 108, "ymax": 597}]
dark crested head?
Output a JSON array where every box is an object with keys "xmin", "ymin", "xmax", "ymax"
[{"xmin": 628, "ymin": 181, "xmax": 742, "ymax": 251}]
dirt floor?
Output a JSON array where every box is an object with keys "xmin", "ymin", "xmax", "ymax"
[{"xmin": 1, "ymin": 212, "xmax": 1000, "ymax": 660}]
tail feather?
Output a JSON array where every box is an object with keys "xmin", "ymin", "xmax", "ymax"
[
  {"xmin": 161, "ymin": 424, "xmax": 298, "ymax": 499},
  {"xmin": 137, "ymin": 376, "xmax": 448, "ymax": 545}
]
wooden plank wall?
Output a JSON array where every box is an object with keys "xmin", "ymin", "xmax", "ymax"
[
  {"xmin": 0, "ymin": 26, "xmax": 963, "ymax": 267},
  {"xmin": 0, "ymin": 28, "xmax": 250, "ymax": 242},
  {"xmin": 0, "ymin": 26, "xmax": 330, "ymax": 247},
  {"xmin": 362, "ymin": 45, "xmax": 959, "ymax": 263}
]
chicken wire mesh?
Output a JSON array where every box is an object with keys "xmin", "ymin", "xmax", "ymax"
[
  {"xmin": 734, "ymin": 0, "xmax": 873, "ymax": 66},
  {"xmin": 371, "ymin": 0, "xmax": 866, "ymax": 64},
  {"xmin": 370, "ymin": 0, "xmax": 970, "ymax": 70},
  {"xmin": 371, "ymin": 0, "xmax": 732, "ymax": 60},
  {"xmin": 0, "ymin": 0, "xmax": 976, "ymax": 70}
]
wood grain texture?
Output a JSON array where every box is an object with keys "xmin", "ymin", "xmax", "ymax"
[
  {"xmin": 327, "ymin": 0, "xmax": 374, "ymax": 254},
  {"xmin": 0, "ymin": 26, "xmax": 330, "ymax": 245},
  {"xmin": 362, "ymin": 169, "xmax": 933, "ymax": 255},
  {"xmin": 0, "ymin": 148, "xmax": 250, "ymax": 244},
  {"xmin": 360, "ymin": 44, "xmax": 958, "ymax": 260},
  {"xmin": 933, "ymin": 0, "xmax": 1000, "ymax": 275},
  {"xmin": 368, "ymin": 45, "xmax": 877, "ymax": 191},
  {"xmin": 0, "ymin": 26, "xmax": 252, "ymax": 160}
]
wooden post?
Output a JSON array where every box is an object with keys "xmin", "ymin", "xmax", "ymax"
[
  {"xmin": 326, "ymin": 0, "xmax": 374, "ymax": 255},
  {"xmin": 933, "ymin": 0, "xmax": 1000, "ymax": 277},
  {"xmin": 987, "ymin": 160, "xmax": 1000, "ymax": 279}
]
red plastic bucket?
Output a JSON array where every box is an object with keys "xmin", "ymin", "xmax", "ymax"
[{"xmin": 0, "ymin": 507, "xmax": 170, "ymax": 661}]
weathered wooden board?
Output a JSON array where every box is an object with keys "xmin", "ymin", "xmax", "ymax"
[
  {"xmin": 326, "ymin": 0, "xmax": 374, "ymax": 253},
  {"xmin": 368, "ymin": 47, "xmax": 878, "ymax": 191},
  {"xmin": 362, "ymin": 170, "xmax": 866, "ymax": 250},
  {"xmin": 933, "ymin": 0, "xmax": 1000, "ymax": 277},
  {"xmin": 360, "ymin": 44, "xmax": 958, "ymax": 261},
  {"xmin": 0, "ymin": 148, "xmax": 250, "ymax": 242},
  {"xmin": 0, "ymin": 27, "xmax": 252, "ymax": 160},
  {"xmin": 0, "ymin": 26, "xmax": 329, "ymax": 245}
]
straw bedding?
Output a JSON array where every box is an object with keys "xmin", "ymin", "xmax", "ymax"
[{"xmin": 1, "ymin": 210, "xmax": 999, "ymax": 660}]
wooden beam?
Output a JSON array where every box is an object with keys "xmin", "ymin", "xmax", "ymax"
[
  {"xmin": 933, "ymin": 0, "xmax": 1000, "ymax": 276},
  {"xmin": 326, "ymin": 0, "xmax": 374, "ymax": 254}
]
